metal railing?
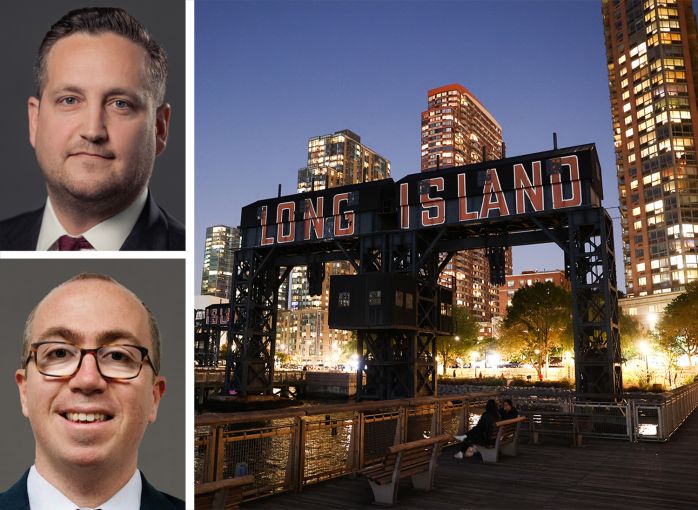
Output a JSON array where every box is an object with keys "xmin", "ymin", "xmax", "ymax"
[
  {"xmin": 194, "ymin": 393, "xmax": 492, "ymax": 502},
  {"xmin": 630, "ymin": 381, "xmax": 698, "ymax": 442},
  {"xmin": 194, "ymin": 383, "xmax": 698, "ymax": 504},
  {"xmin": 501, "ymin": 381, "xmax": 698, "ymax": 442}
]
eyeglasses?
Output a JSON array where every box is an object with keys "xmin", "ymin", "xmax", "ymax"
[{"xmin": 27, "ymin": 341, "xmax": 157, "ymax": 380}]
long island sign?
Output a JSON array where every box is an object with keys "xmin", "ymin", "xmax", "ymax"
[{"xmin": 240, "ymin": 144, "xmax": 603, "ymax": 248}]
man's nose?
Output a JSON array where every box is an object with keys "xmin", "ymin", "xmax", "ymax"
[
  {"xmin": 68, "ymin": 352, "xmax": 107, "ymax": 393},
  {"xmin": 79, "ymin": 103, "xmax": 108, "ymax": 143}
]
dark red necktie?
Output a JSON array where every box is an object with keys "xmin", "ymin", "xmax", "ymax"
[{"xmin": 57, "ymin": 235, "xmax": 93, "ymax": 251}]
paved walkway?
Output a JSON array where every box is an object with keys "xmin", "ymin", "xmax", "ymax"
[{"xmin": 243, "ymin": 409, "xmax": 698, "ymax": 509}]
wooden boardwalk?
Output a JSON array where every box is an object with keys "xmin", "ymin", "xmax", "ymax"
[{"xmin": 243, "ymin": 409, "xmax": 698, "ymax": 509}]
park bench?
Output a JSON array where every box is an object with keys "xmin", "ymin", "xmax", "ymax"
[
  {"xmin": 195, "ymin": 474, "xmax": 254, "ymax": 510},
  {"xmin": 529, "ymin": 413, "xmax": 591, "ymax": 447},
  {"xmin": 361, "ymin": 434, "xmax": 450, "ymax": 506},
  {"xmin": 475, "ymin": 416, "xmax": 527, "ymax": 464}
]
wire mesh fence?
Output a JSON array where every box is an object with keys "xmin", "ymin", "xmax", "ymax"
[
  {"xmin": 194, "ymin": 383, "xmax": 698, "ymax": 504},
  {"xmin": 194, "ymin": 393, "xmax": 494, "ymax": 502}
]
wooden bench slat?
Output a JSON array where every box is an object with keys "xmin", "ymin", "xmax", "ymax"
[
  {"xmin": 195, "ymin": 475, "xmax": 255, "ymax": 495},
  {"xmin": 362, "ymin": 434, "xmax": 449, "ymax": 504}
]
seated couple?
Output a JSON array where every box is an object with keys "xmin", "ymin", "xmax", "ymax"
[{"xmin": 453, "ymin": 398, "xmax": 518, "ymax": 459}]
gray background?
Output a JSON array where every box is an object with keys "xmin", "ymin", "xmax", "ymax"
[
  {"xmin": 0, "ymin": 0, "xmax": 185, "ymax": 223},
  {"xmin": 0, "ymin": 259, "xmax": 185, "ymax": 499}
]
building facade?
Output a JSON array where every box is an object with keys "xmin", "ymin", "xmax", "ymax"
[
  {"xmin": 279, "ymin": 129, "xmax": 390, "ymax": 364},
  {"xmin": 421, "ymin": 84, "xmax": 511, "ymax": 328},
  {"xmin": 499, "ymin": 270, "xmax": 571, "ymax": 316},
  {"xmin": 200, "ymin": 225, "xmax": 241, "ymax": 299},
  {"xmin": 603, "ymin": 0, "xmax": 698, "ymax": 297}
]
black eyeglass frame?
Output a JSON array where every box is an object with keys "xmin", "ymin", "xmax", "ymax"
[{"xmin": 26, "ymin": 341, "xmax": 158, "ymax": 380}]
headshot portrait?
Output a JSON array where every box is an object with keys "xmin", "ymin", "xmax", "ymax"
[
  {"xmin": 0, "ymin": 1, "xmax": 185, "ymax": 251},
  {"xmin": 0, "ymin": 260, "xmax": 185, "ymax": 509}
]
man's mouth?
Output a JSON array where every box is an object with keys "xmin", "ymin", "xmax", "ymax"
[
  {"xmin": 62, "ymin": 412, "xmax": 113, "ymax": 423},
  {"xmin": 71, "ymin": 152, "xmax": 115, "ymax": 159}
]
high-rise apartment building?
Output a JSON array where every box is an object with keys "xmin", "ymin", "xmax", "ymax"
[
  {"xmin": 280, "ymin": 129, "xmax": 390, "ymax": 364},
  {"xmin": 603, "ymin": 0, "xmax": 698, "ymax": 296},
  {"xmin": 421, "ymin": 84, "xmax": 511, "ymax": 332},
  {"xmin": 499, "ymin": 270, "xmax": 571, "ymax": 316},
  {"xmin": 200, "ymin": 225, "xmax": 241, "ymax": 299}
]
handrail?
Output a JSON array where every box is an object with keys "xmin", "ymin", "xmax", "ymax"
[{"xmin": 195, "ymin": 391, "xmax": 496, "ymax": 427}]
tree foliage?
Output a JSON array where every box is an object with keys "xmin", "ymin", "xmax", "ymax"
[
  {"xmin": 436, "ymin": 306, "xmax": 478, "ymax": 374},
  {"xmin": 619, "ymin": 308, "xmax": 645, "ymax": 360},
  {"xmin": 500, "ymin": 282, "xmax": 571, "ymax": 379},
  {"xmin": 656, "ymin": 281, "xmax": 698, "ymax": 363}
]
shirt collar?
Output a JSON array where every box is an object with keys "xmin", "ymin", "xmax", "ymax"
[
  {"xmin": 36, "ymin": 189, "xmax": 148, "ymax": 251},
  {"xmin": 27, "ymin": 465, "xmax": 142, "ymax": 510}
]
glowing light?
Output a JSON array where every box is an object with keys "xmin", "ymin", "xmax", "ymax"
[
  {"xmin": 638, "ymin": 423, "xmax": 658, "ymax": 436},
  {"xmin": 486, "ymin": 352, "xmax": 501, "ymax": 368}
]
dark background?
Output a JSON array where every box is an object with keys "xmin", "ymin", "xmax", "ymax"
[
  {"xmin": 0, "ymin": 0, "xmax": 185, "ymax": 223},
  {"xmin": 0, "ymin": 259, "xmax": 185, "ymax": 499}
]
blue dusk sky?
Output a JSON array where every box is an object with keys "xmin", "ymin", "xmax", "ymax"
[{"xmin": 195, "ymin": 0, "xmax": 626, "ymax": 292}]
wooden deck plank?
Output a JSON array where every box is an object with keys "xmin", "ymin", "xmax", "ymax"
[{"xmin": 242, "ymin": 408, "xmax": 698, "ymax": 509}]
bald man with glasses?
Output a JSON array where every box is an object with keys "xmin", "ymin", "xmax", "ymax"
[{"xmin": 0, "ymin": 273, "xmax": 184, "ymax": 509}]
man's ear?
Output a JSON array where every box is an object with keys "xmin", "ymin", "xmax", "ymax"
[
  {"xmin": 28, "ymin": 97, "xmax": 40, "ymax": 149},
  {"xmin": 155, "ymin": 103, "xmax": 171, "ymax": 156},
  {"xmin": 147, "ymin": 375, "xmax": 166, "ymax": 424},
  {"xmin": 15, "ymin": 369, "xmax": 30, "ymax": 418}
]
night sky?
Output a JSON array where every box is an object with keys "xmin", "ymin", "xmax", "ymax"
[{"xmin": 195, "ymin": 0, "xmax": 625, "ymax": 292}]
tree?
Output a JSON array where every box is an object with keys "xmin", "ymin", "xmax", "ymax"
[
  {"xmin": 436, "ymin": 306, "xmax": 478, "ymax": 375},
  {"xmin": 619, "ymin": 308, "xmax": 645, "ymax": 361},
  {"xmin": 656, "ymin": 281, "xmax": 698, "ymax": 365},
  {"xmin": 275, "ymin": 352, "xmax": 292, "ymax": 365},
  {"xmin": 501, "ymin": 282, "xmax": 571, "ymax": 380}
]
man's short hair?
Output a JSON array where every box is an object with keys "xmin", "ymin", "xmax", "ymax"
[
  {"xmin": 21, "ymin": 272, "xmax": 162, "ymax": 374},
  {"xmin": 34, "ymin": 7, "xmax": 168, "ymax": 104}
]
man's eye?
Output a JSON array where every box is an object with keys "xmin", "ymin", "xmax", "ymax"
[
  {"xmin": 113, "ymin": 99, "xmax": 131, "ymax": 109},
  {"xmin": 60, "ymin": 97, "xmax": 78, "ymax": 106}
]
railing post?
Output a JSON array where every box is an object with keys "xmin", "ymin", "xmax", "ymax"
[
  {"xmin": 284, "ymin": 417, "xmax": 300, "ymax": 490},
  {"xmin": 358, "ymin": 411, "xmax": 366, "ymax": 468},
  {"xmin": 296, "ymin": 416, "xmax": 307, "ymax": 492},
  {"xmin": 214, "ymin": 425, "xmax": 225, "ymax": 481}
]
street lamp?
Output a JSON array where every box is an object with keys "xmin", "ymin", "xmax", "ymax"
[{"xmin": 639, "ymin": 340, "xmax": 650, "ymax": 385}]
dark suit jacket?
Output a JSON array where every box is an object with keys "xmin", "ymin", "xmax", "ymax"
[
  {"xmin": 0, "ymin": 469, "xmax": 184, "ymax": 509},
  {"xmin": 0, "ymin": 192, "xmax": 185, "ymax": 251}
]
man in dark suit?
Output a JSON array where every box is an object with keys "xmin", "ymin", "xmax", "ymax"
[
  {"xmin": 1, "ymin": 273, "xmax": 184, "ymax": 509},
  {"xmin": 0, "ymin": 7, "xmax": 184, "ymax": 251}
]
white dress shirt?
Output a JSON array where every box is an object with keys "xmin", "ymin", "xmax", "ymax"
[
  {"xmin": 36, "ymin": 189, "xmax": 148, "ymax": 251},
  {"xmin": 27, "ymin": 465, "xmax": 142, "ymax": 510}
]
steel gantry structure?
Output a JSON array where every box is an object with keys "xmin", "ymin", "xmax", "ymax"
[{"xmin": 225, "ymin": 144, "xmax": 622, "ymax": 400}]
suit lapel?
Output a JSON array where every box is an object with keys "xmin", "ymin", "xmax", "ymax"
[
  {"xmin": 0, "ymin": 208, "xmax": 43, "ymax": 250},
  {"xmin": 120, "ymin": 192, "xmax": 169, "ymax": 250},
  {"xmin": 139, "ymin": 472, "xmax": 181, "ymax": 510},
  {"xmin": 0, "ymin": 470, "xmax": 31, "ymax": 510}
]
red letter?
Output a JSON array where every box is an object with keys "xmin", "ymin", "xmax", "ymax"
[
  {"xmin": 333, "ymin": 193, "xmax": 355, "ymax": 236},
  {"xmin": 303, "ymin": 197, "xmax": 324, "ymax": 240},
  {"xmin": 480, "ymin": 169, "xmax": 510, "ymax": 218},
  {"xmin": 420, "ymin": 177, "xmax": 445, "ymax": 226},
  {"xmin": 276, "ymin": 202, "xmax": 296, "ymax": 243},
  {"xmin": 260, "ymin": 205, "xmax": 274, "ymax": 246},
  {"xmin": 514, "ymin": 161, "xmax": 544, "ymax": 213},
  {"xmin": 400, "ymin": 182, "xmax": 410, "ymax": 229},
  {"xmin": 458, "ymin": 173, "xmax": 478, "ymax": 221},
  {"xmin": 551, "ymin": 155, "xmax": 582, "ymax": 209}
]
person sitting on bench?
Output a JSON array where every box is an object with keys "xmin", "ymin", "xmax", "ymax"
[
  {"xmin": 499, "ymin": 398, "xmax": 519, "ymax": 420},
  {"xmin": 454, "ymin": 399, "xmax": 500, "ymax": 459}
]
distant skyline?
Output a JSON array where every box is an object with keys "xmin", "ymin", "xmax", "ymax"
[{"xmin": 195, "ymin": 0, "xmax": 625, "ymax": 292}]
